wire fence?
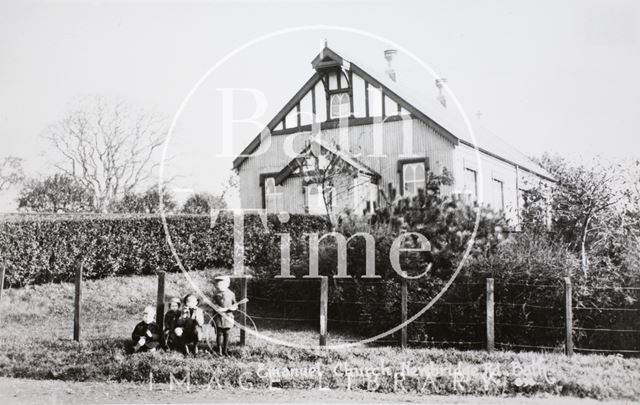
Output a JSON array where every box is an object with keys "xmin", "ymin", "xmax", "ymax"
[
  {"xmin": 241, "ymin": 277, "xmax": 640, "ymax": 355},
  {"xmin": 30, "ymin": 268, "xmax": 637, "ymax": 355}
]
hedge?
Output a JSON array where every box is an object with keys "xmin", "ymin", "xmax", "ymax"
[
  {"xmin": 1, "ymin": 212, "xmax": 638, "ymax": 353},
  {"xmin": 0, "ymin": 213, "xmax": 328, "ymax": 287}
]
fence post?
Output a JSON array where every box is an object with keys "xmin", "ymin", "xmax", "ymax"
[
  {"xmin": 486, "ymin": 278, "xmax": 495, "ymax": 352},
  {"xmin": 156, "ymin": 271, "xmax": 165, "ymax": 332},
  {"xmin": 0, "ymin": 261, "xmax": 5, "ymax": 303},
  {"xmin": 73, "ymin": 261, "xmax": 83, "ymax": 342},
  {"xmin": 319, "ymin": 276, "xmax": 328, "ymax": 347},
  {"xmin": 239, "ymin": 276, "xmax": 248, "ymax": 345},
  {"xmin": 400, "ymin": 277, "xmax": 408, "ymax": 349},
  {"xmin": 564, "ymin": 277, "xmax": 573, "ymax": 356}
]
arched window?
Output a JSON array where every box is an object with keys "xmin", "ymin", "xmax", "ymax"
[
  {"xmin": 330, "ymin": 93, "xmax": 351, "ymax": 119},
  {"xmin": 402, "ymin": 162, "xmax": 425, "ymax": 196}
]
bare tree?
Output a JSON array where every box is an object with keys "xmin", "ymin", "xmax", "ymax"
[
  {"xmin": 0, "ymin": 156, "xmax": 24, "ymax": 192},
  {"xmin": 45, "ymin": 96, "xmax": 166, "ymax": 212},
  {"xmin": 296, "ymin": 140, "xmax": 368, "ymax": 227}
]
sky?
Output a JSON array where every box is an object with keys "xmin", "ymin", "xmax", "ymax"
[{"xmin": 0, "ymin": 0, "xmax": 639, "ymax": 211}]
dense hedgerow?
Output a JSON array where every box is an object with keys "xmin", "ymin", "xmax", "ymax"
[
  {"xmin": 0, "ymin": 213, "xmax": 328, "ymax": 287},
  {"xmin": 1, "ymin": 196, "xmax": 637, "ymax": 353}
]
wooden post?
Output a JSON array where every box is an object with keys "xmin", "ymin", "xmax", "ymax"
[
  {"xmin": 73, "ymin": 261, "xmax": 83, "ymax": 342},
  {"xmin": 400, "ymin": 277, "xmax": 408, "ymax": 348},
  {"xmin": 156, "ymin": 271, "xmax": 166, "ymax": 332},
  {"xmin": 486, "ymin": 278, "xmax": 495, "ymax": 352},
  {"xmin": 0, "ymin": 261, "xmax": 5, "ymax": 303},
  {"xmin": 239, "ymin": 276, "xmax": 248, "ymax": 345},
  {"xmin": 319, "ymin": 277, "xmax": 328, "ymax": 346},
  {"xmin": 564, "ymin": 277, "xmax": 573, "ymax": 356}
]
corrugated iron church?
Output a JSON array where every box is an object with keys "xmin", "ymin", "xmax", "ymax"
[{"xmin": 233, "ymin": 44, "xmax": 553, "ymax": 228}]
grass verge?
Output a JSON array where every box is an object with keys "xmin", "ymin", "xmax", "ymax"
[{"xmin": 0, "ymin": 271, "xmax": 638, "ymax": 400}]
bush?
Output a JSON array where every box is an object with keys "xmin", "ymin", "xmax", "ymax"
[{"xmin": 0, "ymin": 213, "xmax": 328, "ymax": 288}]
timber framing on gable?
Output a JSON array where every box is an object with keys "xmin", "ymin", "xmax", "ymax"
[
  {"xmin": 233, "ymin": 46, "xmax": 463, "ymax": 171},
  {"xmin": 232, "ymin": 72, "xmax": 322, "ymax": 170}
]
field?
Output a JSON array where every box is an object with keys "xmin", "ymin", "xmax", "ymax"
[{"xmin": 0, "ymin": 271, "xmax": 639, "ymax": 402}]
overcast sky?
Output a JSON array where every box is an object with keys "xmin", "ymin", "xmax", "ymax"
[{"xmin": 1, "ymin": 0, "xmax": 639, "ymax": 211}]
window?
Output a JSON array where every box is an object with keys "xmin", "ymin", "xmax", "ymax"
[
  {"xmin": 305, "ymin": 183, "xmax": 327, "ymax": 215},
  {"xmin": 492, "ymin": 178, "xmax": 504, "ymax": 210},
  {"xmin": 367, "ymin": 183, "xmax": 378, "ymax": 213},
  {"xmin": 353, "ymin": 180, "xmax": 378, "ymax": 214},
  {"xmin": 402, "ymin": 162, "xmax": 425, "ymax": 196},
  {"xmin": 330, "ymin": 93, "xmax": 351, "ymax": 119},
  {"xmin": 264, "ymin": 177, "xmax": 283, "ymax": 213},
  {"xmin": 464, "ymin": 168, "xmax": 478, "ymax": 200}
]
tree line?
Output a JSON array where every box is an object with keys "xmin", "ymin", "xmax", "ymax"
[{"xmin": 0, "ymin": 96, "xmax": 230, "ymax": 215}]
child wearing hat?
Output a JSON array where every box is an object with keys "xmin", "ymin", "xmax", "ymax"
[
  {"xmin": 212, "ymin": 275, "xmax": 238, "ymax": 356},
  {"xmin": 164, "ymin": 297, "xmax": 182, "ymax": 350},
  {"xmin": 179, "ymin": 293, "xmax": 205, "ymax": 355},
  {"xmin": 131, "ymin": 306, "xmax": 162, "ymax": 353}
]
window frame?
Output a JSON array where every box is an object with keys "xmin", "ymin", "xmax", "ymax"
[
  {"xmin": 329, "ymin": 92, "xmax": 351, "ymax": 119},
  {"xmin": 464, "ymin": 167, "xmax": 478, "ymax": 201},
  {"xmin": 259, "ymin": 172, "xmax": 282, "ymax": 211},
  {"xmin": 492, "ymin": 177, "xmax": 505, "ymax": 211},
  {"xmin": 397, "ymin": 157, "xmax": 429, "ymax": 197},
  {"xmin": 304, "ymin": 183, "xmax": 328, "ymax": 215}
]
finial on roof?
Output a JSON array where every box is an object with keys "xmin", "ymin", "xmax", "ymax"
[{"xmin": 324, "ymin": 38, "xmax": 328, "ymax": 48}]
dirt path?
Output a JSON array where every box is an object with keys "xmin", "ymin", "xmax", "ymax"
[{"xmin": 0, "ymin": 377, "xmax": 633, "ymax": 404}]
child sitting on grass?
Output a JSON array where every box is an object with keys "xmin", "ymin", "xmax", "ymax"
[
  {"xmin": 163, "ymin": 297, "xmax": 182, "ymax": 350},
  {"xmin": 131, "ymin": 306, "xmax": 162, "ymax": 353},
  {"xmin": 178, "ymin": 293, "xmax": 204, "ymax": 355},
  {"xmin": 212, "ymin": 275, "xmax": 238, "ymax": 356}
]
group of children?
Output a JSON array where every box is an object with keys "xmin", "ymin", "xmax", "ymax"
[{"xmin": 131, "ymin": 275, "xmax": 238, "ymax": 356}]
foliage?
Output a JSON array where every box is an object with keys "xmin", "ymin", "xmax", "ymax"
[
  {"xmin": 111, "ymin": 186, "xmax": 178, "ymax": 214},
  {"xmin": 538, "ymin": 155, "xmax": 623, "ymax": 275},
  {"xmin": 181, "ymin": 192, "xmax": 227, "ymax": 214},
  {"xmin": 0, "ymin": 213, "xmax": 327, "ymax": 287},
  {"xmin": 17, "ymin": 173, "xmax": 93, "ymax": 213},
  {"xmin": 250, "ymin": 171, "xmax": 510, "ymax": 339},
  {"xmin": 0, "ymin": 156, "xmax": 24, "ymax": 191}
]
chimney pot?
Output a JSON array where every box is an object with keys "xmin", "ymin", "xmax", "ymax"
[{"xmin": 384, "ymin": 49, "xmax": 398, "ymax": 82}]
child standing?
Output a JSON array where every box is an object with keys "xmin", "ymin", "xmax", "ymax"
[
  {"xmin": 131, "ymin": 306, "xmax": 162, "ymax": 353},
  {"xmin": 212, "ymin": 275, "xmax": 238, "ymax": 356},
  {"xmin": 179, "ymin": 293, "xmax": 204, "ymax": 355},
  {"xmin": 163, "ymin": 297, "xmax": 182, "ymax": 350}
]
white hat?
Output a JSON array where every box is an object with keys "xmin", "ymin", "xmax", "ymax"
[
  {"xmin": 143, "ymin": 306, "xmax": 155, "ymax": 315},
  {"xmin": 214, "ymin": 275, "xmax": 231, "ymax": 289}
]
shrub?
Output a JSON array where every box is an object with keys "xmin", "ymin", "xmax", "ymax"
[{"xmin": 0, "ymin": 213, "xmax": 328, "ymax": 288}]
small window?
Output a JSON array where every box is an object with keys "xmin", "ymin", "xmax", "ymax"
[
  {"xmin": 464, "ymin": 168, "xmax": 478, "ymax": 200},
  {"xmin": 264, "ymin": 177, "xmax": 283, "ymax": 212},
  {"xmin": 492, "ymin": 178, "xmax": 504, "ymax": 210},
  {"xmin": 402, "ymin": 162, "xmax": 425, "ymax": 196},
  {"xmin": 330, "ymin": 93, "xmax": 351, "ymax": 119}
]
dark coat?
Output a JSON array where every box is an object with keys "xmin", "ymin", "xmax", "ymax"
[
  {"xmin": 164, "ymin": 310, "xmax": 181, "ymax": 332},
  {"xmin": 131, "ymin": 321, "xmax": 161, "ymax": 349}
]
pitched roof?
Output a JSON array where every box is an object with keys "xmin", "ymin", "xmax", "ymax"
[
  {"xmin": 274, "ymin": 138, "xmax": 380, "ymax": 186},
  {"xmin": 234, "ymin": 44, "xmax": 553, "ymax": 181},
  {"xmin": 322, "ymin": 45, "xmax": 553, "ymax": 180}
]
